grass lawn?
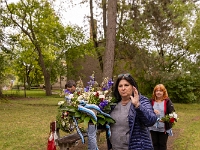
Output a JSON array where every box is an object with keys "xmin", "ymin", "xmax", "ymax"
[
  {"xmin": 0, "ymin": 89, "xmax": 62, "ymax": 150},
  {"xmin": 172, "ymin": 103, "xmax": 200, "ymax": 150},
  {"xmin": 1, "ymin": 89, "xmax": 200, "ymax": 150}
]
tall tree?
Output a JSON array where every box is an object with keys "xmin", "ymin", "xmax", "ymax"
[
  {"xmin": 89, "ymin": 0, "xmax": 103, "ymax": 71},
  {"xmin": 3, "ymin": 0, "xmax": 86, "ymax": 95},
  {"xmin": 113, "ymin": 0, "xmax": 195, "ymax": 76},
  {"xmin": 4, "ymin": 0, "xmax": 63, "ymax": 95},
  {"xmin": 103, "ymin": 0, "xmax": 117, "ymax": 78},
  {"xmin": 0, "ymin": 0, "xmax": 7, "ymax": 97}
]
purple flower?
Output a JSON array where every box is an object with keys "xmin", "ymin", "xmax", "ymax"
[
  {"xmin": 102, "ymin": 79, "xmax": 114, "ymax": 91},
  {"xmin": 89, "ymin": 76, "xmax": 95, "ymax": 81},
  {"xmin": 84, "ymin": 86, "xmax": 90, "ymax": 92},
  {"xmin": 108, "ymin": 79, "xmax": 114, "ymax": 87},
  {"xmin": 99, "ymin": 100, "xmax": 109, "ymax": 110}
]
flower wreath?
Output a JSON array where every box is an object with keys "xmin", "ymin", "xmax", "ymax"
[{"xmin": 56, "ymin": 73, "xmax": 116, "ymax": 134}]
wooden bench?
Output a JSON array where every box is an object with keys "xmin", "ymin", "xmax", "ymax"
[
  {"xmin": 56, "ymin": 132, "xmax": 88, "ymax": 150},
  {"xmin": 50, "ymin": 122, "xmax": 105, "ymax": 150}
]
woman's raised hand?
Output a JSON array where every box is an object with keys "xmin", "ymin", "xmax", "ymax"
[{"xmin": 130, "ymin": 86, "xmax": 140, "ymax": 108}]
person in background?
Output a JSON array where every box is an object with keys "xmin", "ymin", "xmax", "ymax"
[
  {"xmin": 106, "ymin": 73, "xmax": 157, "ymax": 150},
  {"xmin": 65, "ymin": 80, "xmax": 76, "ymax": 94},
  {"xmin": 149, "ymin": 84, "xmax": 175, "ymax": 150}
]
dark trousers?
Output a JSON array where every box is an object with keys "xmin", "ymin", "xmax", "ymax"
[{"xmin": 150, "ymin": 130, "xmax": 168, "ymax": 150}]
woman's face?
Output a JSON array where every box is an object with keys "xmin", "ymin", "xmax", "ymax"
[
  {"xmin": 118, "ymin": 79, "xmax": 133, "ymax": 98},
  {"xmin": 155, "ymin": 88, "xmax": 164, "ymax": 99}
]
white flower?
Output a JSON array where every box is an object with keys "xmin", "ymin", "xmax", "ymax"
[
  {"xmin": 77, "ymin": 95, "xmax": 84, "ymax": 101},
  {"xmin": 82, "ymin": 92, "xmax": 87, "ymax": 98},
  {"xmin": 97, "ymin": 91, "xmax": 103, "ymax": 95},
  {"xmin": 69, "ymin": 94, "xmax": 74, "ymax": 99},
  {"xmin": 99, "ymin": 95, "xmax": 105, "ymax": 99},
  {"xmin": 104, "ymin": 90, "xmax": 109, "ymax": 94},
  {"xmin": 84, "ymin": 92, "xmax": 92, "ymax": 100},
  {"xmin": 107, "ymin": 96, "xmax": 112, "ymax": 102},
  {"xmin": 169, "ymin": 112, "xmax": 178, "ymax": 119},
  {"xmin": 62, "ymin": 121, "xmax": 65, "ymax": 127},
  {"xmin": 169, "ymin": 113, "xmax": 173, "ymax": 118},
  {"xmin": 65, "ymin": 94, "xmax": 74, "ymax": 101},
  {"xmin": 173, "ymin": 112, "xmax": 178, "ymax": 119},
  {"xmin": 58, "ymin": 101, "xmax": 65, "ymax": 106}
]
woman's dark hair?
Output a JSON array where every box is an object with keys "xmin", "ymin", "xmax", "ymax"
[{"xmin": 113, "ymin": 73, "xmax": 138, "ymax": 103}]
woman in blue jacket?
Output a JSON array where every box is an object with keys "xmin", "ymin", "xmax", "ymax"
[{"xmin": 106, "ymin": 73, "xmax": 157, "ymax": 150}]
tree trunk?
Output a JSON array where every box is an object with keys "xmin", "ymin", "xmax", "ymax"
[
  {"xmin": 102, "ymin": 0, "xmax": 107, "ymax": 39},
  {"xmin": 0, "ymin": 85, "xmax": 3, "ymax": 98},
  {"xmin": 90, "ymin": 0, "xmax": 103, "ymax": 71},
  {"xmin": 37, "ymin": 47, "xmax": 52, "ymax": 96},
  {"xmin": 103, "ymin": 0, "xmax": 117, "ymax": 79}
]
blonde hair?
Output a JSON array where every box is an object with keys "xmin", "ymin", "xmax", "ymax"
[{"xmin": 152, "ymin": 84, "xmax": 168, "ymax": 101}]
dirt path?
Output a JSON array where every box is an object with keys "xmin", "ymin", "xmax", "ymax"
[
  {"xmin": 167, "ymin": 128, "xmax": 179, "ymax": 150},
  {"xmin": 65, "ymin": 129, "xmax": 179, "ymax": 150}
]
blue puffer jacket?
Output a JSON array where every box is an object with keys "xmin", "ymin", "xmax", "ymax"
[{"xmin": 107, "ymin": 94, "xmax": 157, "ymax": 150}]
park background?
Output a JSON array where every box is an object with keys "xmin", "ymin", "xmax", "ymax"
[
  {"xmin": 1, "ymin": 89, "xmax": 200, "ymax": 150},
  {"xmin": 0, "ymin": 0, "xmax": 200, "ymax": 149}
]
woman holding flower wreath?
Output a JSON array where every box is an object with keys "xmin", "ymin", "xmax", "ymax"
[
  {"xmin": 149, "ymin": 84, "xmax": 176, "ymax": 150},
  {"xmin": 105, "ymin": 73, "xmax": 157, "ymax": 150}
]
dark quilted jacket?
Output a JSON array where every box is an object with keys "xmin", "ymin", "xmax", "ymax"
[{"xmin": 107, "ymin": 94, "xmax": 157, "ymax": 150}]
